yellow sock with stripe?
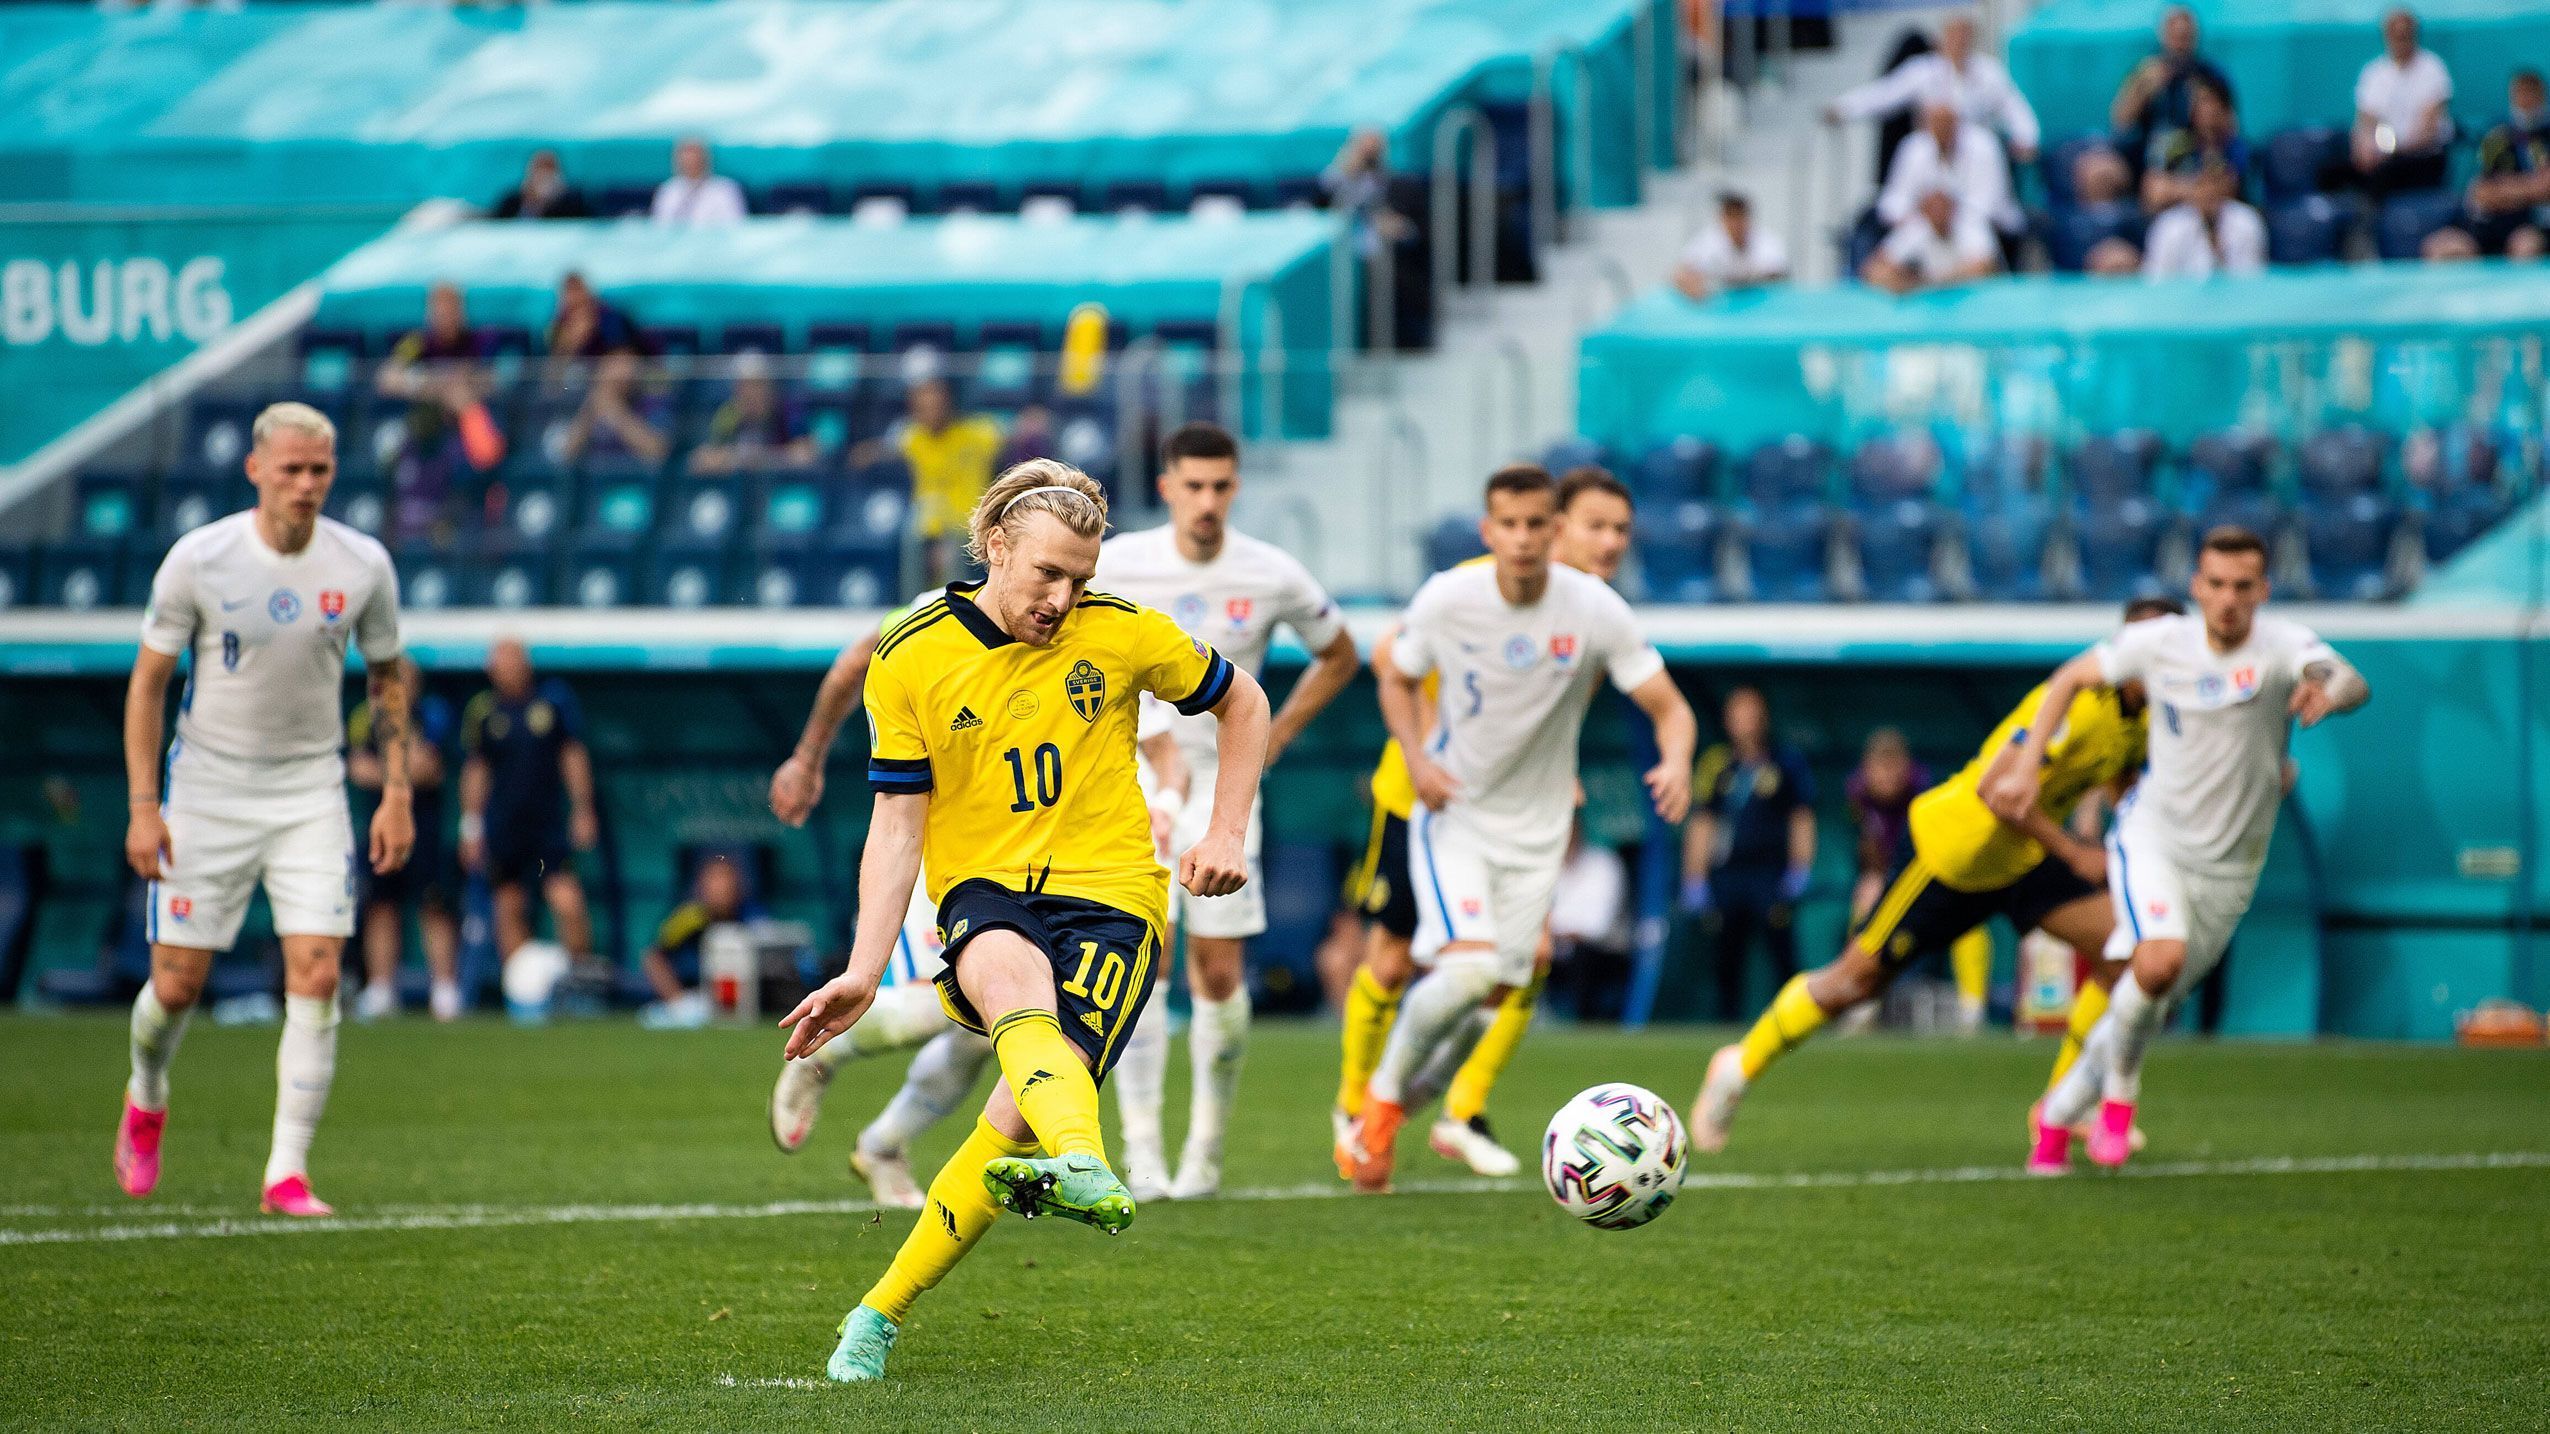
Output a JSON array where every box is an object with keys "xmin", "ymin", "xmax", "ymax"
[
  {"xmin": 1736, "ymin": 974, "xmax": 1831, "ymax": 1081},
  {"xmin": 1949, "ymin": 929, "xmax": 1991, "ymax": 1011},
  {"xmin": 1444, "ymin": 971, "xmax": 1543, "ymax": 1124},
  {"xmin": 860, "ymin": 1116, "xmax": 1037, "ymax": 1323},
  {"xmin": 1337, "ymin": 967, "xmax": 1402, "ymax": 1117},
  {"xmin": 2045, "ymin": 979, "xmax": 2110, "ymax": 1094},
  {"xmin": 989, "ymin": 1009, "xmax": 1106, "ymax": 1163}
]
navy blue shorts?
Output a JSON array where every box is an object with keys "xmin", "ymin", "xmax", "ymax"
[{"xmin": 933, "ymin": 878, "xmax": 1161, "ymax": 1082}]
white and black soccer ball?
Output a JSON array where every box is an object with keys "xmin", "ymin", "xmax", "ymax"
[{"xmin": 1541, "ymin": 1082, "xmax": 1688, "ymax": 1231}]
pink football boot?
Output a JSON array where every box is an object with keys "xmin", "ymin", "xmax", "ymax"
[
  {"xmin": 2087, "ymin": 1098, "xmax": 2138, "ymax": 1169},
  {"xmin": 260, "ymin": 1174, "xmax": 335, "ymax": 1218},
  {"xmin": 114, "ymin": 1097, "xmax": 166, "ymax": 1199}
]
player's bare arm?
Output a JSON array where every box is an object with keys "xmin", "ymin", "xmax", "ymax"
[
  {"xmin": 1985, "ymin": 652, "xmax": 2109, "ymax": 821},
  {"xmin": 1267, "ymin": 628, "xmax": 1361, "ymax": 766},
  {"xmin": 1375, "ymin": 630, "xmax": 1458, "ymax": 810},
  {"xmin": 780, "ymin": 789, "xmax": 928, "ymax": 1059},
  {"xmin": 1625, "ymin": 670, "xmax": 1698, "ymax": 824},
  {"xmin": 1179, "ymin": 667, "xmax": 1270, "ymax": 898},
  {"xmin": 365, "ymin": 659, "xmax": 416, "ymax": 875},
  {"xmin": 1142, "ymin": 727, "xmax": 1190, "ymax": 856},
  {"xmin": 122, "ymin": 646, "xmax": 180, "ymax": 881},
  {"xmin": 2291, "ymin": 656, "xmax": 2370, "ymax": 727},
  {"xmin": 458, "ymin": 751, "xmax": 490, "ymax": 871},
  {"xmin": 771, "ymin": 626, "xmax": 883, "ymax": 826},
  {"xmin": 1981, "ymin": 738, "xmax": 2107, "ymax": 883},
  {"xmin": 562, "ymin": 738, "xmax": 600, "ymax": 850}
]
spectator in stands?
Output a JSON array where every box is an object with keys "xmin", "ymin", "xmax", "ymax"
[
  {"xmin": 686, "ymin": 351, "xmax": 816, "ymax": 475},
  {"xmin": 562, "ymin": 342, "xmax": 670, "ymax": 468},
  {"xmin": 2448, "ymin": 69, "xmax": 2550, "ymax": 258},
  {"xmin": 639, "ymin": 854, "xmax": 754, "ymax": 1027},
  {"xmin": 460, "ymin": 639, "xmax": 599, "ymax": 986},
  {"xmin": 1672, "ymin": 191, "xmax": 1790, "ymax": 301},
  {"xmin": 2109, "ymin": 6, "xmax": 2234, "ymax": 168},
  {"xmin": 2071, "ymin": 144, "xmax": 2135, "ymax": 207},
  {"xmin": 2143, "ymin": 167, "xmax": 2267, "ymax": 279},
  {"xmin": 2420, "ymin": 226, "xmax": 2483, "ymax": 261},
  {"xmin": 491, "ymin": 149, "xmax": 592, "ymax": 221},
  {"xmin": 1321, "ymin": 128, "xmax": 1415, "ymax": 258},
  {"xmin": 2084, "ymin": 236, "xmax": 2145, "ymax": 276},
  {"xmin": 651, "ymin": 136, "xmax": 748, "ymax": 228},
  {"xmin": 1877, "ymin": 102, "xmax": 2024, "ymax": 243},
  {"xmin": 864, "ymin": 377, "xmax": 1002, "ymax": 582},
  {"xmin": 349, "ymin": 656, "xmax": 461, "ymax": 1023},
  {"xmin": 1680, "ymin": 686, "xmax": 1817, "ymax": 1023},
  {"xmin": 1827, "ymin": 12, "xmax": 2040, "ymax": 165},
  {"xmin": 1862, "ymin": 187, "xmax": 2001, "ymax": 294},
  {"xmin": 544, "ymin": 271, "xmax": 638, "ymax": 378},
  {"xmin": 2142, "ymin": 74, "xmax": 2248, "ymax": 213},
  {"xmin": 998, "ymin": 403, "xmax": 1060, "ymax": 469},
  {"xmin": 375, "ymin": 281, "xmax": 492, "ymax": 543},
  {"xmin": 2352, "ymin": 8, "xmax": 2456, "ymax": 198}
]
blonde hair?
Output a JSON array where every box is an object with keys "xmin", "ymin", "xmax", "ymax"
[
  {"xmin": 966, "ymin": 458, "xmax": 1109, "ymax": 565},
  {"xmin": 251, "ymin": 401, "xmax": 338, "ymax": 451}
]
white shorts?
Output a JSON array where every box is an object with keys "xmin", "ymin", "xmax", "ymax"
[
  {"xmin": 2104, "ymin": 817, "xmax": 2258, "ymax": 995},
  {"xmin": 1169, "ymin": 767, "xmax": 1265, "ymax": 941},
  {"xmin": 151, "ymin": 794, "xmax": 357, "ymax": 950},
  {"xmin": 1407, "ymin": 804, "xmax": 1561, "ymax": 987},
  {"xmin": 883, "ymin": 878, "xmax": 948, "ymax": 988}
]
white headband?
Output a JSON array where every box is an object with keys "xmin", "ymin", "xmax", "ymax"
[{"xmin": 1000, "ymin": 484, "xmax": 1090, "ymax": 517}]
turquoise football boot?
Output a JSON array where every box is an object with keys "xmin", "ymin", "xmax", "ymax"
[
  {"xmin": 980, "ymin": 1153, "xmax": 1136, "ymax": 1234},
  {"xmin": 826, "ymin": 1305, "xmax": 898, "ymax": 1383}
]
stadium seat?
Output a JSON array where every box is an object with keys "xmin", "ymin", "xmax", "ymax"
[
  {"xmin": 461, "ymin": 555, "xmax": 553, "ymax": 609},
  {"xmin": 561, "ymin": 549, "xmax": 643, "ymax": 609},
  {"xmin": 2037, "ymin": 135, "xmax": 2110, "ymax": 209},
  {"xmin": 2376, "ymin": 190, "xmax": 2466, "ymax": 261},
  {"xmin": 571, "ymin": 469, "xmax": 661, "ymax": 554},
  {"xmin": 1099, "ymin": 179, "xmax": 1172, "ymax": 214},
  {"xmin": 887, "ymin": 321, "xmax": 964, "ymax": 400},
  {"xmin": 976, "ymin": 321, "xmax": 1049, "ymax": 411},
  {"xmin": 1149, "ymin": 319, "xmax": 1221, "ymax": 425},
  {"xmin": 2186, "ymin": 429, "xmax": 2283, "ymax": 532},
  {"xmin": 641, "ymin": 325, "xmax": 702, "ymax": 362},
  {"xmin": 0, "ymin": 545, "xmax": 32, "ymax": 610},
  {"xmin": 827, "ymin": 464, "xmax": 914, "ymax": 558},
  {"xmin": 2068, "ymin": 430, "xmax": 2161, "ymax": 508},
  {"xmin": 744, "ymin": 550, "xmax": 902, "ymax": 609},
  {"xmin": 715, "ymin": 323, "xmax": 788, "ymax": 358},
  {"xmin": 2262, "ymin": 127, "xmax": 2347, "ymax": 202},
  {"xmin": 1269, "ymin": 176, "xmax": 1327, "ymax": 211},
  {"xmin": 182, "ymin": 397, "xmax": 264, "ymax": 479},
  {"xmin": 1960, "ymin": 496, "xmax": 2058, "ymax": 601},
  {"xmin": 1019, "ymin": 181, "xmax": 1085, "ymax": 214},
  {"xmin": 1540, "ymin": 436, "xmax": 1612, "ymax": 477},
  {"xmin": 1632, "ymin": 437, "xmax": 1720, "ymax": 505},
  {"xmin": 1632, "ymin": 498, "xmax": 1721, "ymax": 602},
  {"xmin": 936, "ymin": 180, "xmax": 1004, "ymax": 214},
  {"xmin": 1848, "ymin": 432, "xmax": 1943, "ymax": 504},
  {"xmin": 2073, "ymin": 497, "xmax": 2168, "ymax": 601},
  {"xmin": 1853, "ymin": 499, "xmax": 1942, "ymax": 602},
  {"xmin": 1741, "ymin": 503, "xmax": 1835, "ymax": 602},
  {"xmin": 2298, "ymin": 425, "xmax": 2390, "ymax": 498},
  {"xmin": 394, "ymin": 548, "xmax": 465, "ymax": 612},
  {"xmin": 2267, "ymin": 196, "xmax": 2349, "ymax": 265},
  {"xmin": 324, "ymin": 473, "xmax": 390, "ymax": 538},
  {"xmin": 36, "ymin": 542, "xmax": 130, "ymax": 610},
  {"xmin": 747, "ymin": 470, "xmax": 836, "ymax": 554},
  {"xmin": 595, "ymin": 183, "xmax": 657, "ymax": 219},
  {"xmin": 296, "ymin": 327, "xmax": 367, "ymax": 397},
  {"xmin": 2301, "ymin": 492, "xmax": 2401, "ymax": 600},
  {"xmin": 72, "ymin": 472, "xmax": 149, "ymax": 544},
  {"xmin": 156, "ymin": 475, "xmax": 227, "ymax": 543},
  {"xmin": 761, "ymin": 181, "xmax": 834, "ymax": 216},
  {"xmin": 658, "ymin": 480, "xmax": 747, "ymax": 562},
  {"xmin": 643, "ymin": 547, "xmax": 734, "ymax": 608},
  {"xmin": 1423, "ymin": 514, "xmax": 1487, "ymax": 573},
  {"xmin": 1742, "ymin": 436, "xmax": 1831, "ymax": 509},
  {"xmin": 1189, "ymin": 178, "xmax": 1258, "ymax": 211},
  {"xmin": 2420, "ymin": 485, "xmax": 2514, "ymax": 562},
  {"xmin": 2047, "ymin": 201, "xmax": 2142, "ymax": 273},
  {"xmin": 1050, "ymin": 400, "xmax": 1120, "ymax": 490},
  {"xmin": 477, "ymin": 469, "xmax": 575, "ymax": 556}
]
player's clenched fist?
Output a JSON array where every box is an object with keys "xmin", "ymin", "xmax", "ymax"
[
  {"xmin": 369, "ymin": 792, "xmax": 415, "ymax": 874},
  {"xmin": 779, "ymin": 974, "xmax": 879, "ymax": 1060},
  {"xmin": 125, "ymin": 806, "xmax": 172, "ymax": 881},
  {"xmin": 769, "ymin": 752, "xmax": 824, "ymax": 827},
  {"xmin": 1178, "ymin": 830, "xmax": 1249, "ymax": 898}
]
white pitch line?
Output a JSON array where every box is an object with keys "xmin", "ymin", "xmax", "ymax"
[
  {"xmin": 714, "ymin": 1374, "xmax": 832, "ymax": 1392},
  {"xmin": 4, "ymin": 1151, "xmax": 2545, "ymax": 1250}
]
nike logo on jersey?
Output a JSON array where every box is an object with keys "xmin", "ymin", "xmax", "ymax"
[
  {"xmin": 218, "ymin": 594, "xmax": 251, "ymax": 612},
  {"xmin": 949, "ymin": 706, "xmax": 983, "ymax": 732}
]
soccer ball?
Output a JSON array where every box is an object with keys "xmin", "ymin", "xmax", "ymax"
[
  {"xmin": 501, "ymin": 940, "xmax": 571, "ymax": 1024},
  {"xmin": 1541, "ymin": 1083, "xmax": 1688, "ymax": 1230}
]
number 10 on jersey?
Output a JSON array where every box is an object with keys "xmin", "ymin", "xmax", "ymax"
[{"xmin": 1003, "ymin": 744, "xmax": 1063, "ymax": 813}]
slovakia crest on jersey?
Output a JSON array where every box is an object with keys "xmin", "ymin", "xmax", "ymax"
[
  {"xmin": 2229, "ymin": 665, "xmax": 2258, "ymax": 699},
  {"xmin": 170, "ymin": 897, "xmax": 193, "ymax": 921},
  {"xmin": 1551, "ymin": 634, "xmax": 1579, "ymax": 667},
  {"xmin": 1225, "ymin": 597, "xmax": 1253, "ymax": 626},
  {"xmin": 319, "ymin": 589, "xmax": 346, "ymax": 622}
]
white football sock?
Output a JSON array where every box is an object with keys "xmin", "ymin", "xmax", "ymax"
[
  {"xmin": 1368, "ymin": 955, "xmax": 1499, "ymax": 1108},
  {"xmin": 1112, "ymin": 1002, "xmax": 1170, "ymax": 1179},
  {"xmin": 264, "ymin": 993, "xmax": 339, "ymax": 1187},
  {"xmin": 2100, "ymin": 972, "xmax": 2167, "ymax": 1105},
  {"xmin": 856, "ymin": 1030, "xmax": 993, "ymax": 1158},
  {"xmin": 1404, "ymin": 1006, "xmax": 1494, "ymax": 1113},
  {"xmin": 127, "ymin": 984, "xmax": 192, "ymax": 1112},
  {"xmin": 2044, "ymin": 1016, "xmax": 2115, "ymax": 1129},
  {"xmin": 1181, "ymin": 988, "xmax": 1250, "ymax": 1162}
]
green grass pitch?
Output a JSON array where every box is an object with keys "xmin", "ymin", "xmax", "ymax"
[{"xmin": 5, "ymin": 1014, "xmax": 2546, "ymax": 1430}]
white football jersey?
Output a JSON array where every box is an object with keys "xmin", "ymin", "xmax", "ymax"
[
  {"xmin": 1095, "ymin": 524, "xmax": 1345, "ymax": 758},
  {"xmin": 2095, "ymin": 612, "xmax": 2337, "ymax": 877},
  {"xmin": 1391, "ymin": 562, "xmax": 1664, "ymax": 856},
  {"xmin": 141, "ymin": 512, "xmax": 401, "ymax": 795}
]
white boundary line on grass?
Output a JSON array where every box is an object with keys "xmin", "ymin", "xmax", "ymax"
[{"xmin": 5, "ymin": 1150, "xmax": 2545, "ymax": 1250}]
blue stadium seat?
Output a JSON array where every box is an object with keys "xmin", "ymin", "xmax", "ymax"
[
  {"xmin": 478, "ymin": 469, "xmax": 575, "ymax": 556},
  {"xmin": 644, "ymin": 547, "xmax": 734, "ymax": 608},
  {"xmin": 561, "ymin": 549, "xmax": 642, "ymax": 609},
  {"xmin": 716, "ymin": 322, "xmax": 788, "ymax": 357},
  {"xmin": 1632, "ymin": 437, "xmax": 1718, "ymax": 503},
  {"xmin": 1848, "ymin": 432, "xmax": 1943, "ymax": 505},
  {"xmin": 1742, "ymin": 503, "xmax": 1834, "ymax": 602},
  {"xmin": 1424, "ymin": 514, "xmax": 1486, "ymax": 573},
  {"xmin": 393, "ymin": 547, "xmax": 465, "ymax": 612},
  {"xmin": 1633, "ymin": 498, "xmax": 1720, "ymax": 602},
  {"xmin": 2074, "ymin": 498, "xmax": 2168, "ymax": 601},
  {"xmin": 2298, "ymin": 424, "xmax": 2389, "ymax": 499},
  {"xmin": 1050, "ymin": 400, "xmax": 1120, "ymax": 490},
  {"xmin": 1189, "ymin": 178, "xmax": 1258, "ymax": 211},
  {"xmin": 887, "ymin": 321, "xmax": 965, "ymax": 402},
  {"xmin": 1961, "ymin": 497, "xmax": 2057, "ymax": 601},
  {"xmin": 461, "ymin": 555, "xmax": 552, "ymax": 609},
  {"xmin": 658, "ymin": 480, "xmax": 747, "ymax": 559},
  {"xmin": 2267, "ymin": 196, "xmax": 2349, "ymax": 265},
  {"xmin": 2421, "ymin": 485, "xmax": 2513, "ymax": 561},
  {"xmin": 296, "ymin": 327, "xmax": 367, "ymax": 397},
  {"xmin": 571, "ymin": 470, "xmax": 661, "ymax": 554},
  {"xmin": 746, "ymin": 469, "xmax": 836, "ymax": 554},
  {"xmin": 2301, "ymin": 492, "xmax": 2400, "ymax": 600},
  {"xmin": 37, "ymin": 542, "xmax": 130, "ymax": 609},
  {"xmin": 156, "ymin": 475, "xmax": 227, "ymax": 543},
  {"xmin": 2376, "ymin": 189, "xmax": 2466, "ymax": 261},
  {"xmin": 2262, "ymin": 127, "xmax": 2346, "ymax": 202},
  {"xmin": 0, "ymin": 544, "xmax": 33, "ymax": 610},
  {"xmin": 1099, "ymin": 179, "xmax": 1172, "ymax": 214},
  {"xmin": 595, "ymin": 183, "xmax": 657, "ymax": 219},
  {"xmin": 641, "ymin": 324, "xmax": 702, "ymax": 362},
  {"xmin": 1019, "ymin": 181, "xmax": 1085, "ymax": 214},
  {"xmin": 936, "ymin": 180, "xmax": 1004, "ymax": 214},
  {"xmin": 1540, "ymin": 436, "xmax": 1611, "ymax": 476},
  {"xmin": 182, "ymin": 397, "xmax": 264, "ymax": 480},
  {"xmin": 324, "ymin": 472, "xmax": 390, "ymax": 539},
  {"xmin": 976, "ymin": 321, "xmax": 1049, "ymax": 411},
  {"xmin": 2186, "ymin": 429, "xmax": 2283, "ymax": 532},
  {"xmin": 847, "ymin": 182, "xmax": 920, "ymax": 219},
  {"xmin": 1270, "ymin": 176, "xmax": 1327, "ymax": 210},
  {"xmin": 72, "ymin": 472, "xmax": 149, "ymax": 544},
  {"xmin": 1743, "ymin": 435, "xmax": 1830, "ymax": 509},
  {"xmin": 2068, "ymin": 430, "xmax": 2161, "ymax": 508},
  {"xmin": 1853, "ymin": 499, "xmax": 1942, "ymax": 602},
  {"xmin": 761, "ymin": 181, "xmax": 834, "ymax": 217},
  {"xmin": 2047, "ymin": 202, "xmax": 2142, "ymax": 273},
  {"xmin": 744, "ymin": 550, "xmax": 902, "ymax": 609},
  {"xmin": 827, "ymin": 464, "xmax": 913, "ymax": 558}
]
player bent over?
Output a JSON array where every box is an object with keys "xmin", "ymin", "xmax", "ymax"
[
  {"xmin": 1992, "ymin": 527, "xmax": 2366, "ymax": 1170},
  {"xmin": 1690, "ymin": 597, "xmax": 2181, "ymax": 1153},
  {"xmin": 1339, "ymin": 465, "xmax": 1694, "ymax": 1192},
  {"xmin": 117, "ymin": 402, "xmax": 411, "ymax": 1216},
  {"xmin": 778, "ymin": 461, "xmax": 1268, "ymax": 1381}
]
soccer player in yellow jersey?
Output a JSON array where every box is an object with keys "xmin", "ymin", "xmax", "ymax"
[
  {"xmin": 778, "ymin": 460, "xmax": 1270, "ymax": 1384},
  {"xmin": 1334, "ymin": 467, "xmax": 1637, "ymax": 1175},
  {"xmin": 1687, "ymin": 597, "xmax": 2184, "ymax": 1154}
]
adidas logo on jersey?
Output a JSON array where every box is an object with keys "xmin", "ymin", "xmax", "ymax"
[
  {"xmin": 1080, "ymin": 1011, "xmax": 1104, "ymax": 1035},
  {"xmin": 949, "ymin": 706, "xmax": 983, "ymax": 732}
]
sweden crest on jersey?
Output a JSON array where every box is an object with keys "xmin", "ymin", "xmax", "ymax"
[{"xmin": 1066, "ymin": 659, "xmax": 1107, "ymax": 722}]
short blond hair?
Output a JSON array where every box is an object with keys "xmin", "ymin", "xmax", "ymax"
[
  {"xmin": 251, "ymin": 401, "xmax": 337, "ymax": 451},
  {"xmin": 966, "ymin": 459, "xmax": 1109, "ymax": 565}
]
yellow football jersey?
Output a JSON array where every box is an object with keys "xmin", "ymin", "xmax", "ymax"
[
  {"xmin": 864, "ymin": 581, "xmax": 1233, "ymax": 932},
  {"xmin": 1908, "ymin": 682, "xmax": 2148, "ymax": 891},
  {"xmin": 1366, "ymin": 554, "xmax": 1492, "ymax": 820}
]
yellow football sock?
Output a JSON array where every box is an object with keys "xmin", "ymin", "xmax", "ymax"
[
  {"xmin": 1950, "ymin": 929, "xmax": 1991, "ymax": 1009},
  {"xmin": 1444, "ymin": 971, "xmax": 1543, "ymax": 1124},
  {"xmin": 1737, "ymin": 974, "xmax": 1831, "ymax": 1081},
  {"xmin": 2045, "ymin": 979, "xmax": 2110, "ymax": 1093},
  {"xmin": 1337, "ymin": 967, "xmax": 1402, "ymax": 1117},
  {"xmin": 989, "ymin": 1009, "xmax": 1105, "ymax": 1162},
  {"xmin": 861, "ymin": 1115, "xmax": 1036, "ymax": 1323}
]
